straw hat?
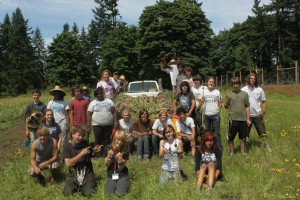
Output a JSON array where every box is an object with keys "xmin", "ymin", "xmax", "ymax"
[
  {"xmin": 49, "ymin": 86, "xmax": 66, "ymax": 96},
  {"xmin": 169, "ymin": 59, "xmax": 177, "ymax": 65},
  {"xmin": 120, "ymin": 75, "xmax": 125, "ymax": 80},
  {"xmin": 25, "ymin": 109, "xmax": 43, "ymax": 128}
]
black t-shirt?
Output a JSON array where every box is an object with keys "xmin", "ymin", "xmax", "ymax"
[
  {"xmin": 176, "ymin": 92, "xmax": 195, "ymax": 113},
  {"xmin": 103, "ymin": 145, "xmax": 129, "ymax": 178},
  {"xmin": 63, "ymin": 140, "xmax": 94, "ymax": 175}
]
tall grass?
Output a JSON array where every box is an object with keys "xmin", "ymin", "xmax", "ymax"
[{"xmin": 0, "ymin": 88, "xmax": 299, "ymax": 199}]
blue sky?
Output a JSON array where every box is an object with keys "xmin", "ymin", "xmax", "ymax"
[{"xmin": 0, "ymin": 0, "xmax": 270, "ymax": 45}]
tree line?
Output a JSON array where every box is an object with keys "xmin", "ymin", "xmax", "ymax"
[{"xmin": 0, "ymin": 0, "xmax": 299, "ymax": 96}]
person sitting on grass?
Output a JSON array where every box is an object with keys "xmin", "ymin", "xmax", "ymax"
[
  {"xmin": 104, "ymin": 131, "xmax": 130, "ymax": 196},
  {"xmin": 195, "ymin": 132, "xmax": 217, "ymax": 192},
  {"xmin": 62, "ymin": 126, "xmax": 102, "ymax": 197},
  {"xmin": 159, "ymin": 124, "xmax": 183, "ymax": 187},
  {"xmin": 29, "ymin": 126, "xmax": 59, "ymax": 186},
  {"xmin": 175, "ymin": 107, "xmax": 196, "ymax": 156},
  {"xmin": 224, "ymin": 76, "xmax": 251, "ymax": 156},
  {"xmin": 118, "ymin": 109, "xmax": 136, "ymax": 154},
  {"xmin": 152, "ymin": 109, "xmax": 174, "ymax": 157}
]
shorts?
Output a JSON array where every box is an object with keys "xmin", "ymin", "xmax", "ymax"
[
  {"xmin": 249, "ymin": 116, "xmax": 267, "ymax": 137},
  {"xmin": 28, "ymin": 161, "xmax": 60, "ymax": 175},
  {"xmin": 228, "ymin": 121, "xmax": 248, "ymax": 141}
]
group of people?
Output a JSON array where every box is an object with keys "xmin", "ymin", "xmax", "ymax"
[{"xmin": 24, "ymin": 60, "xmax": 271, "ymax": 196}]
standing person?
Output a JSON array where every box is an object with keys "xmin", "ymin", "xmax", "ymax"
[
  {"xmin": 62, "ymin": 126, "xmax": 102, "ymax": 197},
  {"xmin": 42, "ymin": 109, "xmax": 62, "ymax": 151},
  {"xmin": 175, "ymin": 107, "xmax": 196, "ymax": 156},
  {"xmin": 87, "ymin": 87, "xmax": 117, "ymax": 156},
  {"xmin": 191, "ymin": 74, "xmax": 207, "ymax": 130},
  {"xmin": 47, "ymin": 86, "xmax": 69, "ymax": 144},
  {"xmin": 160, "ymin": 58, "xmax": 179, "ymax": 96},
  {"xmin": 29, "ymin": 126, "xmax": 59, "ymax": 185},
  {"xmin": 201, "ymin": 76, "xmax": 222, "ymax": 172},
  {"xmin": 183, "ymin": 66, "xmax": 194, "ymax": 88},
  {"xmin": 69, "ymin": 85, "xmax": 90, "ymax": 141},
  {"xmin": 82, "ymin": 86, "xmax": 92, "ymax": 102},
  {"xmin": 133, "ymin": 109, "xmax": 154, "ymax": 161},
  {"xmin": 110, "ymin": 71, "xmax": 121, "ymax": 94},
  {"xmin": 175, "ymin": 63, "xmax": 187, "ymax": 95},
  {"xmin": 96, "ymin": 70, "xmax": 116, "ymax": 100},
  {"xmin": 196, "ymin": 132, "xmax": 217, "ymax": 191},
  {"xmin": 224, "ymin": 77, "xmax": 251, "ymax": 156},
  {"xmin": 241, "ymin": 73, "xmax": 271, "ymax": 151},
  {"xmin": 152, "ymin": 109, "xmax": 173, "ymax": 156},
  {"xmin": 104, "ymin": 131, "xmax": 130, "ymax": 196},
  {"xmin": 158, "ymin": 124, "xmax": 183, "ymax": 187},
  {"xmin": 173, "ymin": 81, "xmax": 196, "ymax": 118},
  {"xmin": 119, "ymin": 75, "xmax": 128, "ymax": 93},
  {"xmin": 118, "ymin": 110, "xmax": 135, "ymax": 154},
  {"xmin": 24, "ymin": 89, "xmax": 47, "ymax": 143}
]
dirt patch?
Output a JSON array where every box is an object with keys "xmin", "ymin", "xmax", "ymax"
[
  {"xmin": 262, "ymin": 85, "xmax": 300, "ymax": 96},
  {"xmin": 0, "ymin": 121, "xmax": 25, "ymax": 163}
]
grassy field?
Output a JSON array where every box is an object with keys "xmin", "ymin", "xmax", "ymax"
[{"xmin": 0, "ymin": 86, "xmax": 299, "ymax": 199}]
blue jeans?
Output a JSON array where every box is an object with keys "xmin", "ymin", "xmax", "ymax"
[
  {"xmin": 151, "ymin": 134, "xmax": 162, "ymax": 155},
  {"xmin": 159, "ymin": 170, "xmax": 180, "ymax": 187},
  {"xmin": 137, "ymin": 135, "xmax": 150, "ymax": 158},
  {"xmin": 204, "ymin": 113, "xmax": 222, "ymax": 151}
]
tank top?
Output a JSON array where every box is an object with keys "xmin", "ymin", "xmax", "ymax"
[
  {"xmin": 34, "ymin": 138, "xmax": 54, "ymax": 163},
  {"xmin": 161, "ymin": 139, "xmax": 180, "ymax": 172}
]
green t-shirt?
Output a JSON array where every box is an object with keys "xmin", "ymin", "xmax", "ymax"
[{"xmin": 226, "ymin": 90, "xmax": 249, "ymax": 121}]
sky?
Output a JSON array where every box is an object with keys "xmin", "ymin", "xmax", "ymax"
[{"xmin": 0, "ymin": 0, "xmax": 271, "ymax": 45}]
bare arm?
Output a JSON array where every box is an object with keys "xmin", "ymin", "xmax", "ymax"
[
  {"xmin": 159, "ymin": 140, "xmax": 168, "ymax": 158},
  {"xmin": 69, "ymin": 110, "xmax": 74, "ymax": 128},
  {"xmin": 38, "ymin": 140, "xmax": 58, "ymax": 169},
  {"xmin": 30, "ymin": 142, "xmax": 40, "ymax": 174},
  {"xmin": 246, "ymin": 107, "xmax": 251, "ymax": 126},
  {"xmin": 261, "ymin": 101, "xmax": 267, "ymax": 116},
  {"xmin": 173, "ymin": 99, "xmax": 178, "ymax": 113},
  {"xmin": 64, "ymin": 146, "xmax": 91, "ymax": 167},
  {"xmin": 187, "ymin": 99, "xmax": 196, "ymax": 117}
]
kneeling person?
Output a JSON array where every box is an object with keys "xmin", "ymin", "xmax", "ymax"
[{"xmin": 29, "ymin": 126, "xmax": 59, "ymax": 185}]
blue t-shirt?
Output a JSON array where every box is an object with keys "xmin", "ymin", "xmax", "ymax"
[{"xmin": 45, "ymin": 123, "xmax": 61, "ymax": 141}]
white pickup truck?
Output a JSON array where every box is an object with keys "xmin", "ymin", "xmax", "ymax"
[{"xmin": 124, "ymin": 80, "xmax": 162, "ymax": 97}]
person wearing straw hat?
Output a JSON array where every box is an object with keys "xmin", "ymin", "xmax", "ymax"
[
  {"xmin": 82, "ymin": 86, "xmax": 92, "ymax": 102},
  {"xmin": 160, "ymin": 58, "xmax": 179, "ymax": 96},
  {"xmin": 47, "ymin": 86, "xmax": 70, "ymax": 144},
  {"xmin": 24, "ymin": 89, "xmax": 47, "ymax": 143},
  {"xmin": 119, "ymin": 75, "xmax": 128, "ymax": 93}
]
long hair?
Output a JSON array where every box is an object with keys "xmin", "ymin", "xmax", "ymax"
[
  {"xmin": 42, "ymin": 109, "xmax": 56, "ymax": 125},
  {"xmin": 162, "ymin": 124, "xmax": 176, "ymax": 139},
  {"xmin": 200, "ymin": 132, "xmax": 217, "ymax": 154},
  {"xmin": 180, "ymin": 81, "xmax": 190, "ymax": 93},
  {"xmin": 111, "ymin": 131, "xmax": 128, "ymax": 153},
  {"xmin": 139, "ymin": 108, "xmax": 149, "ymax": 119},
  {"xmin": 247, "ymin": 73, "xmax": 258, "ymax": 87},
  {"xmin": 158, "ymin": 109, "xmax": 168, "ymax": 118}
]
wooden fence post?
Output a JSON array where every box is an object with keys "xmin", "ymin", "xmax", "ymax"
[{"xmin": 296, "ymin": 61, "xmax": 298, "ymax": 85}]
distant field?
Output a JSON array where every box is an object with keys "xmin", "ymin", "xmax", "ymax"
[{"xmin": 0, "ymin": 85, "xmax": 299, "ymax": 199}]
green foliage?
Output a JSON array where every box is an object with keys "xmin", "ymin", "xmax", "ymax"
[
  {"xmin": 45, "ymin": 23, "xmax": 94, "ymax": 87},
  {"xmin": 138, "ymin": 0, "xmax": 213, "ymax": 79}
]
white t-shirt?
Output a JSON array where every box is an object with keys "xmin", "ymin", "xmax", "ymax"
[
  {"xmin": 241, "ymin": 86, "xmax": 266, "ymax": 117},
  {"xmin": 191, "ymin": 86, "xmax": 207, "ymax": 108},
  {"xmin": 109, "ymin": 77, "xmax": 121, "ymax": 93},
  {"xmin": 152, "ymin": 118, "xmax": 173, "ymax": 134},
  {"xmin": 162, "ymin": 64, "xmax": 178, "ymax": 86},
  {"xmin": 119, "ymin": 118, "xmax": 133, "ymax": 135},
  {"xmin": 176, "ymin": 117, "xmax": 195, "ymax": 135},
  {"xmin": 47, "ymin": 100, "xmax": 69, "ymax": 125},
  {"xmin": 88, "ymin": 98, "xmax": 115, "ymax": 125},
  {"xmin": 203, "ymin": 89, "xmax": 221, "ymax": 116}
]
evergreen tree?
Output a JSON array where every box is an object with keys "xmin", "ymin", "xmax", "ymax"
[
  {"xmin": 45, "ymin": 23, "xmax": 93, "ymax": 87},
  {"xmin": 6, "ymin": 8, "xmax": 36, "ymax": 95}
]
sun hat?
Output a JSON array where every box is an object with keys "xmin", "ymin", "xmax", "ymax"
[
  {"xmin": 82, "ymin": 86, "xmax": 88, "ymax": 90},
  {"xmin": 113, "ymin": 71, "xmax": 119, "ymax": 76},
  {"xmin": 25, "ymin": 109, "xmax": 43, "ymax": 128},
  {"xmin": 120, "ymin": 75, "xmax": 125, "ymax": 80},
  {"xmin": 169, "ymin": 59, "xmax": 177, "ymax": 65},
  {"xmin": 49, "ymin": 86, "xmax": 66, "ymax": 96}
]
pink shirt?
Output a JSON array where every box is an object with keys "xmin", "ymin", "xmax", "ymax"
[{"xmin": 69, "ymin": 98, "xmax": 89, "ymax": 125}]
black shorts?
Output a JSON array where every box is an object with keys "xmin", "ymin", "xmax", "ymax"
[
  {"xmin": 228, "ymin": 121, "xmax": 248, "ymax": 141},
  {"xmin": 249, "ymin": 116, "xmax": 267, "ymax": 137}
]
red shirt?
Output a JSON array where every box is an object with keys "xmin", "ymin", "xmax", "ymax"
[{"xmin": 69, "ymin": 98, "xmax": 89, "ymax": 125}]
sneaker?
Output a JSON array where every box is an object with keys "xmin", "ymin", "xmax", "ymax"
[
  {"xmin": 266, "ymin": 145, "xmax": 272, "ymax": 152},
  {"xmin": 49, "ymin": 176, "xmax": 56, "ymax": 185},
  {"xmin": 242, "ymin": 152, "xmax": 247, "ymax": 156},
  {"xmin": 205, "ymin": 188, "xmax": 213, "ymax": 192},
  {"xmin": 229, "ymin": 152, "xmax": 234, "ymax": 157},
  {"xmin": 137, "ymin": 155, "xmax": 142, "ymax": 161},
  {"xmin": 35, "ymin": 174, "xmax": 46, "ymax": 186}
]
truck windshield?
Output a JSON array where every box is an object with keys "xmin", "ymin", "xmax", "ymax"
[{"xmin": 129, "ymin": 82, "xmax": 157, "ymax": 92}]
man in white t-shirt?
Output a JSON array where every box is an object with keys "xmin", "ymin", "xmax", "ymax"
[
  {"xmin": 175, "ymin": 107, "xmax": 196, "ymax": 156},
  {"xmin": 160, "ymin": 59, "xmax": 179, "ymax": 95},
  {"xmin": 241, "ymin": 73, "xmax": 271, "ymax": 152},
  {"xmin": 109, "ymin": 71, "xmax": 121, "ymax": 94}
]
